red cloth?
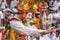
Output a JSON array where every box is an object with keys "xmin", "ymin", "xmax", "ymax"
[
  {"xmin": 17, "ymin": 9, "xmax": 24, "ymax": 14},
  {"xmin": 19, "ymin": 34, "xmax": 26, "ymax": 40},
  {"xmin": 6, "ymin": 0, "xmax": 12, "ymax": 3},
  {"xmin": 10, "ymin": 18, "xmax": 19, "ymax": 21}
]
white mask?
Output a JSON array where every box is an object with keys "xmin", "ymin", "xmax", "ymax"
[{"xmin": 26, "ymin": 13, "xmax": 32, "ymax": 19}]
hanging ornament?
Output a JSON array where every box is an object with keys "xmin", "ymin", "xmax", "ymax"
[{"xmin": 36, "ymin": 8, "xmax": 40, "ymax": 12}]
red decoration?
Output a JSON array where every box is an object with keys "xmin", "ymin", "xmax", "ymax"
[
  {"xmin": 19, "ymin": 34, "xmax": 26, "ymax": 40},
  {"xmin": 17, "ymin": 9, "xmax": 24, "ymax": 14},
  {"xmin": 2, "ymin": 30, "xmax": 6, "ymax": 35},
  {"xmin": 28, "ymin": 2, "xmax": 32, "ymax": 7},
  {"xmin": 6, "ymin": 0, "xmax": 12, "ymax": 4},
  {"xmin": 10, "ymin": 18, "xmax": 19, "ymax": 21},
  {"xmin": 37, "ymin": 8, "xmax": 40, "ymax": 12}
]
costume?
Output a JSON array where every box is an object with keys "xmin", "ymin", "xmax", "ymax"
[
  {"xmin": 10, "ymin": 14, "xmax": 41, "ymax": 40},
  {"xmin": 32, "ymin": 17, "xmax": 40, "ymax": 29}
]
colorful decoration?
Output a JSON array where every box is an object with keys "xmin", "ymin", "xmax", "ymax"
[
  {"xmin": 2, "ymin": 27, "xmax": 6, "ymax": 35},
  {"xmin": 1, "ymin": 27, "xmax": 6, "ymax": 40},
  {"xmin": 33, "ymin": 4, "xmax": 41, "ymax": 12},
  {"xmin": 5, "ymin": 25, "xmax": 10, "ymax": 40},
  {"xmin": 28, "ymin": 2, "xmax": 32, "ymax": 7},
  {"xmin": 33, "ymin": 5, "xmax": 38, "ymax": 11},
  {"xmin": 24, "ymin": 3, "xmax": 29, "ymax": 10},
  {"xmin": 17, "ymin": 9, "xmax": 24, "ymax": 14},
  {"xmin": 33, "ymin": 5, "xmax": 37, "ymax": 9},
  {"xmin": 36, "ymin": 8, "xmax": 40, "ymax": 12},
  {"xmin": 24, "ymin": 2, "xmax": 33, "ymax": 11},
  {"xmin": 1, "ymin": 25, "xmax": 10, "ymax": 40}
]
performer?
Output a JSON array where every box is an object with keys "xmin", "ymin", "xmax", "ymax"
[
  {"xmin": 10, "ymin": 10, "xmax": 41, "ymax": 37},
  {"xmin": 10, "ymin": 9, "xmax": 53, "ymax": 39}
]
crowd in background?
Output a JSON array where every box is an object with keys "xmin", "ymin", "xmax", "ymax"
[{"xmin": 0, "ymin": 0, "xmax": 60, "ymax": 40}]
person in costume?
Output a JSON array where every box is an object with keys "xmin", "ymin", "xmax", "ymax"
[{"xmin": 10, "ymin": 9, "xmax": 53, "ymax": 40}]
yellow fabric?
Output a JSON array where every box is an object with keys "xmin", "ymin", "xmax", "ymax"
[
  {"xmin": 10, "ymin": 15, "xmax": 21, "ymax": 40},
  {"xmin": 10, "ymin": 14, "xmax": 27, "ymax": 40},
  {"xmin": 10, "ymin": 28, "xmax": 15, "ymax": 40},
  {"xmin": 45, "ymin": 20, "xmax": 50, "ymax": 24},
  {"xmin": 32, "ymin": 17, "xmax": 40, "ymax": 29}
]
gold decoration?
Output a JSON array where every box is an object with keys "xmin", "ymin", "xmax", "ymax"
[{"xmin": 24, "ymin": 3, "xmax": 29, "ymax": 10}]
